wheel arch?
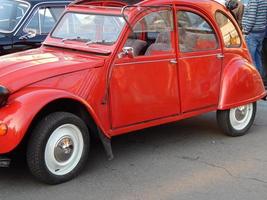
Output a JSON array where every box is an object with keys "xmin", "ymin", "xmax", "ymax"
[
  {"xmin": 0, "ymin": 88, "xmax": 106, "ymax": 154},
  {"xmin": 218, "ymin": 57, "xmax": 266, "ymax": 110},
  {"xmin": 26, "ymin": 98, "xmax": 99, "ymax": 141}
]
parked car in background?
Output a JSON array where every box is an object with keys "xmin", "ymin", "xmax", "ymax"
[
  {"xmin": 0, "ymin": 0, "xmax": 70, "ymax": 55},
  {"xmin": 0, "ymin": 0, "xmax": 266, "ymax": 184}
]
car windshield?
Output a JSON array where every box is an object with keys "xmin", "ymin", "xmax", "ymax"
[
  {"xmin": 52, "ymin": 12, "xmax": 126, "ymax": 45},
  {"xmin": 0, "ymin": 0, "xmax": 29, "ymax": 32}
]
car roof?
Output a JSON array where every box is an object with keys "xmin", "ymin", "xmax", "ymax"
[
  {"xmin": 69, "ymin": 0, "xmax": 228, "ymax": 19},
  {"xmin": 140, "ymin": 0, "xmax": 224, "ymax": 7},
  {"xmin": 71, "ymin": 0, "xmax": 225, "ymax": 9}
]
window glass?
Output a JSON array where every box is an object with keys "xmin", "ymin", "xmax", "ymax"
[
  {"xmin": 134, "ymin": 10, "xmax": 173, "ymax": 33},
  {"xmin": 124, "ymin": 9, "xmax": 174, "ymax": 56},
  {"xmin": 177, "ymin": 11, "xmax": 218, "ymax": 52},
  {"xmin": 52, "ymin": 12, "xmax": 125, "ymax": 45},
  {"xmin": 215, "ymin": 11, "xmax": 241, "ymax": 48},
  {"xmin": 0, "ymin": 0, "xmax": 29, "ymax": 32},
  {"xmin": 25, "ymin": 6, "xmax": 64, "ymax": 35}
]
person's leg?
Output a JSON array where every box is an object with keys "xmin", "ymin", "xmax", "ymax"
[
  {"xmin": 245, "ymin": 33, "xmax": 265, "ymax": 78},
  {"xmin": 262, "ymin": 37, "xmax": 267, "ymax": 79},
  {"xmin": 254, "ymin": 32, "xmax": 266, "ymax": 78},
  {"xmin": 245, "ymin": 33, "xmax": 258, "ymax": 69}
]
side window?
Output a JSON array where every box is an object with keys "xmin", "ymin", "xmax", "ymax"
[
  {"xmin": 25, "ymin": 6, "xmax": 65, "ymax": 35},
  {"xmin": 177, "ymin": 11, "xmax": 218, "ymax": 53},
  {"xmin": 124, "ymin": 9, "xmax": 174, "ymax": 57},
  {"xmin": 215, "ymin": 11, "xmax": 241, "ymax": 48}
]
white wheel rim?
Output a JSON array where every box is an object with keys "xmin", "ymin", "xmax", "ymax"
[
  {"xmin": 229, "ymin": 103, "xmax": 253, "ymax": 131},
  {"xmin": 45, "ymin": 124, "xmax": 84, "ymax": 176}
]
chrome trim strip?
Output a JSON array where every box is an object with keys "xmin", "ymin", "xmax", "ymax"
[
  {"xmin": 179, "ymin": 53, "xmax": 220, "ymax": 59},
  {"xmin": 114, "ymin": 58, "xmax": 175, "ymax": 66}
]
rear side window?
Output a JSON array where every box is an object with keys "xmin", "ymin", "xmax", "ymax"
[
  {"xmin": 177, "ymin": 11, "xmax": 218, "ymax": 53},
  {"xmin": 215, "ymin": 11, "xmax": 241, "ymax": 48}
]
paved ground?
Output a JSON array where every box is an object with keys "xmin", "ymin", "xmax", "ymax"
[{"xmin": 1, "ymin": 101, "xmax": 267, "ymax": 200}]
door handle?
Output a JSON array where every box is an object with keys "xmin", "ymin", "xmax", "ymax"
[
  {"xmin": 216, "ymin": 53, "xmax": 224, "ymax": 59},
  {"xmin": 170, "ymin": 59, "xmax": 178, "ymax": 64}
]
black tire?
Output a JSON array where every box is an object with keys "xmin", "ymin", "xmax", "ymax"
[
  {"xmin": 217, "ymin": 102, "xmax": 257, "ymax": 137},
  {"xmin": 27, "ymin": 112, "xmax": 90, "ymax": 184}
]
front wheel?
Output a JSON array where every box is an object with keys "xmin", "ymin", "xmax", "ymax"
[
  {"xmin": 217, "ymin": 102, "xmax": 257, "ymax": 137},
  {"xmin": 27, "ymin": 112, "xmax": 90, "ymax": 184}
]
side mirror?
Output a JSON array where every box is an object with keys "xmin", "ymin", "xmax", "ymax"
[
  {"xmin": 118, "ymin": 47, "xmax": 134, "ymax": 59},
  {"xmin": 19, "ymin": 29, "xmax": 37, "ymax": 40}
]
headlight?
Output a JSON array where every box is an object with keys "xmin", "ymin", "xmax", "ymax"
[{"xmin": 0, "ymin": 86, "xmax": 10, "ymax": 107}]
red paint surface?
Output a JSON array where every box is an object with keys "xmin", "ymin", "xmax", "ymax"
[{"xmin": 0, "ymin": 0, "xmax": 265, "ymax": 153}]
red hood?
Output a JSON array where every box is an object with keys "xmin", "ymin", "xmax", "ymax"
[{"xmin": 0, "ymin": 47, "xmax": 105, "ymax": 93}]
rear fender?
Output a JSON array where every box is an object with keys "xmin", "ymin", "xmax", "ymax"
[
  {"xmin": 218, "ymin": 58, "xmax": 266, "ymax": 110},
  {"xmin": 0, "ymin": 88, "xmax": 106, "ymax": 154}
]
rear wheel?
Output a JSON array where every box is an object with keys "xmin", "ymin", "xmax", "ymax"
[
  {"xmin": 217, "ymin": 102, "xmax": 256, "ymax": 136},
  {"xmin": 27, "ymin": 112, "xmax": 90, "ymax": 184}
]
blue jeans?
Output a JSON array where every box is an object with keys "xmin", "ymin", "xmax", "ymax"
[
  {"xmin": 245, "ymin": 31, "xmax": 266, "ymax": 78},
  {"xmin": 263, "ymin": 37, "xmax": 267, "ymax": 79}
]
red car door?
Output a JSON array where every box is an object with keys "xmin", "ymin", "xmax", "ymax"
[
  {"xmin": 110, "ymin": 8, "xmax": 181, "ymax": 129},
  {"xmin": 176, "ymin": 8, "xmax": 223, "ymax": 113}
]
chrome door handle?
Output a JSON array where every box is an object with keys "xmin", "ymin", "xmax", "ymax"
[
  {"xmin": 170, "ymin": 59, "xmax": 178, "ymax": 64},
  {"xmin": 216, "ymin": 53, "xmax": 224, "ymax": 59}
]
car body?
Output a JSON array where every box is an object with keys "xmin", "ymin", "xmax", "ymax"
[
  {"xmin": 0, "ymin": 0, "xmax": 70, "ymax": 55},
  {"xmin": 0, "ymin": 0, "xmax": 266, "ymax": 184}
]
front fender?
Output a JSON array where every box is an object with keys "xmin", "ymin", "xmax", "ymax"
[
  {"xmin": 0, "ymin": 88, "xmax": 105, "ymax": 154},
  {"xmin": 218, "ymin": 58, "xmax": 266, "ymax": 110}
]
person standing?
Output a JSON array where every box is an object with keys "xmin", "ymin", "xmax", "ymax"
[
  {"xmin": 231, "ymin": 0, "xmax": 245, "ymax": 29},
  {"xmin": 225, "ymin": 0, "xmax": 245, "ymax": 28},
  {"xmin": 242, "ymin": 0, "xmax": 267, "ymax": 81},
  {"xmin": 262, "ymin": 29, "xmax": 267, "ymax": 85}
]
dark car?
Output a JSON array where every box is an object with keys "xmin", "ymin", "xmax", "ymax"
[{"xmin": 0, "ymin": 0, "xmax": 70, "ymax": 55}]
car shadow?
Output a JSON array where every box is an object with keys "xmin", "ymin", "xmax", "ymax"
[{"xmin": 0, "ymin": 112, "xmax": 224, "ymax": 185}]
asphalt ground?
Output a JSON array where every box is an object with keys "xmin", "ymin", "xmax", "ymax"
[{"xmin": 1, "ymin": 101, "xmax": 267, "ymax": 200}]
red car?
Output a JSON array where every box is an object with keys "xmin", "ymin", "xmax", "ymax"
[{"xmin": 0, "ymin": 0, "xmax": 266, "ymax": 184}]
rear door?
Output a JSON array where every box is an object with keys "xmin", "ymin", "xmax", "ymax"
[{"xmin": 176, "ymin": 8, "xmax": 223, "ymax": 113}]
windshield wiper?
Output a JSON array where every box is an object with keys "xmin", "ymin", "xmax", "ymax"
[
  {"xmin": 62, "ymin": 37, "xmax": 86, "ymax": 42},
  {"xmin": 86, "ymin": 40, "xmax": 113, "ymax": 45}
]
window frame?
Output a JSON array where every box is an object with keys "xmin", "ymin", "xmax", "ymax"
[
  {"xmin": 0, "ymin": 0, "xmax": 30, "ymax": 33},
  {"xmin": 23, "ymin": 4, "xmax": 66, "ymax": 36},
  {"xmin": 50, "ymin": 11, "xmax": 126, "ymax": 46},
  {"xmin": 122, "ymin": 7, "xmax": 176, "ymax": 57},
  {"xmin": 176, "ymin": 8, "xmax": 220, "ymax": 54}
]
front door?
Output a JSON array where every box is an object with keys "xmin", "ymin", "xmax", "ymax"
[
  {"xmin": 110, "ymin": 8, "xmax": 180, "ymax": 129},
  {"xmin": 176, "ymin": 9, "xmax": 223, "ymax": 113}
]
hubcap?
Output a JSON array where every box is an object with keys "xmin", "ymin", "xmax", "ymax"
[
  {"xmin": 45, "ymin": 124, "xmax": 84, "ymax": 175},
  {"xmin": 229, "ymin": 103, "xmax": 253, "ymax": 131},
  {"xmin": 235, "ymin": 106, "xmax": 248, "ymax": 121},
  {"xmin": 54, "ymin": 137, "xmax": 74, "ymax": 163}
]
